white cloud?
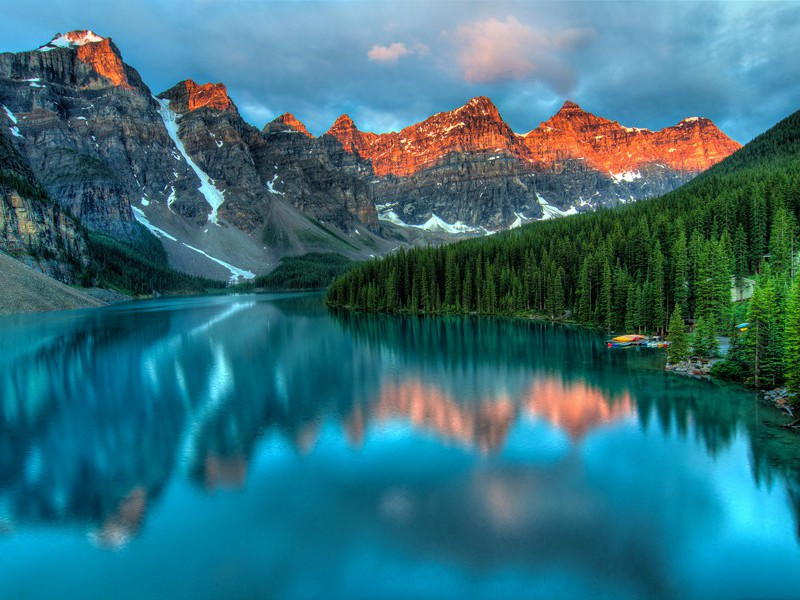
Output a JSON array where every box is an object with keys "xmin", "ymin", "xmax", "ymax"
[
  {"xmin": 367, "ymin": 41, "xmax": 428, "ymax": 64},
  {"xmin": 454, "ymin": 16, "xmax": 594, "ymax": 91},
  {"xmin": 367, "ymin": 42, "xmax": 411, "ymax": 64}
]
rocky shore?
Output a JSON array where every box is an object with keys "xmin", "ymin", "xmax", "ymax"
[
  {"xmin": 763, "ymin": 387, "xmax": 799, "ymax": 425},
  {"xmin": 665, "ymin": 357, "xmax": 717, "ymax": 378}
]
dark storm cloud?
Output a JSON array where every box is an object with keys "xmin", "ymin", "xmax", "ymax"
[{"xmin": 0, "ymin": 0, "xmax": 797, "ymax": 142}]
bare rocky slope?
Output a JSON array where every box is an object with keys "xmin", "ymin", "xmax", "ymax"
[{"xmin": 0, "ymin": 251, "xmax": 103, "ymax": 314}]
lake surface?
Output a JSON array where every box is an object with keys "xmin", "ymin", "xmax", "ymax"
[{"xmin": 1, "ymin": 293, "xmax": 799, "ymax": 600}]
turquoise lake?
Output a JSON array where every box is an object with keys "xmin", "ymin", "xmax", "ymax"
[{"xmin": 1, "ymin": 293, "xmax": 799, "ymax": 599}]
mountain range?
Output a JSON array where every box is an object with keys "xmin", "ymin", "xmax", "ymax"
[{"xmin": 0, "ymin": 30, "xmax": 740, "ymax": 284}]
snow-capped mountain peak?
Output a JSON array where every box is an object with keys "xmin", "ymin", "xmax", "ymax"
[{"xmin": 38, "ymin": 30, "xmax": 106, "ymax": 52}]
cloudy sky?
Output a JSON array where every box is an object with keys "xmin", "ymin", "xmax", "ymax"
[{"xmin": 0, "ymin": 0, "xmax": 798, "ymax": 142}]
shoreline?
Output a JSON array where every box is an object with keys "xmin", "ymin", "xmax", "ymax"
[{"xmin": 328, "ymin": 302, "xmax": 799, "ymax": 425}]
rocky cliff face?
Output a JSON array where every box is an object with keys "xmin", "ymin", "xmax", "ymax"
[
  {"xmin": 0, "ymin": 128, "xmax": 90, "ymax": 283},
  {"xmin": 0, "ymin": 31, "xmax": 212, "ymax": 240},
  {"xmin": 522, "ymin": 100, "xmax": 741, "ymax": 176},
  {"xmin": 325, "ymin": 98, "xmax": 741, "ymax": 229},
  {"xmin": 326, "ymin": 97, "xmax": 533, "ymax": 178},
  {"xmin": 258, "ymin": 112, "xmax": 379, "ymax": 232},
  {"xmin": 158, "ymin": 79, "xmax": 380, "ymax": 236},
  {"xmin": 0, "ymin": 32, "xmax": 391, "ymax": 283}
]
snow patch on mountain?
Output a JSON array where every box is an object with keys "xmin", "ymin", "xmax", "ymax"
[
  {"xmin": 131, "ymin": 206, "xmax": 177, "ymax": 241},
  {"xmin": 419, "ymin": 214, "xmax": 480, "ymax": 234},
  {"xmin": 377, "ymin": 209, "xmax": 480, "ymax": 234},
  {"xmin": 609, "ymin": 170, "xmax": 642, "ymax": 183},
  {"xmin": 132, "ymin": 206, "xmax": 254, "ymax": 283},
  {"xmin": 266, "ymin": 173, "xmax": 284, "ymax": 195},
  {"xmin": 156, "ymin": 96, "xmax": 225, "ymax": 224},
  {"xmin": 167, "ymin": 187, "xmax": 177, "ymax": 209},
  {"xmin": 509, "ymin": 212, "xmax": 532, "ymax": 229},
  {"xmin": 38, "ymin": 30, "xmax": 105, "ymax": 52},
  {"xmin": 2, "ymin": 105, "xmax": 23, "ymax": 138},
  {"xmin": 536, "ymin": 193, "xmax": 578, "ymax": 220},
  {"xmin": 179, "ymin": 242, "xmax": 255, "ymax": 283}
]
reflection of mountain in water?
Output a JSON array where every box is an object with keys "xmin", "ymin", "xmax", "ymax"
[
  {"xmin": 370, "ymin": 380, "xmax": 518, "ymax": 452},
  {"xmin": 524, "ymin": 378, "xmax": 634, "ymax": 441},
  {"xmin": 0, "ymin": 296, "xmax": 799, "ymax": 548},
  {"xmin": 363, "ymin": 377, "xmax": 634, "ymax": 452}
]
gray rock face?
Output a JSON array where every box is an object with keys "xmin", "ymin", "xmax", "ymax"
[
  {"xmin": 0, "ymin": 34, "xmax": 210, "ymax": 240},
  {"xmin": 258, "ymin": 117, "xmax": 379, "ymax": 233},
  {"xmin": 0, "ymin": 128, "xmax": 90, "ymax": 283},
  {"xmin": 158, "ymin": 81, "xmax": 273, "ymax": 233},
  {"xmin": 158, "ymin": 80, "xmax": 380, "ymax": 236},
  {"xmin": 369, "ymin": 155, "xmax": 694, "ymax": 227}
]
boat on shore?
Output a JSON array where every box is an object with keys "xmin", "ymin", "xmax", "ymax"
[{"xmin": 607, "ymin": 334, "xmax": 670, "ymax": 349}]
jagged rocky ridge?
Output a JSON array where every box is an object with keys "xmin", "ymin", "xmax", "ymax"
[
  {"xmin": 0, "ymin": 30, "xmax": 741, "ymax": 282},
  {"xmin": 324, "ymin": 97, "xmax": 741, "ymax": 229}
]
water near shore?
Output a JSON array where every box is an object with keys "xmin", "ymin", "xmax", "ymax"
[{"xmin": 1, "ymin": 293, "xmax": 799, "ymax": 599}]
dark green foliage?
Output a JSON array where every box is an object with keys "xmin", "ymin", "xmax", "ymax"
[
  {"xmin": 692, "ymin": 315, "xmax": 719, "ymax": 358},
  {"xmin": 239, "ymin": 253, "xmax": 354, "ymax": 291},
  {"xmin": 88, "ymin": 227, "xmax": 225, "ymax": 295},
  {"xmin": 667, "ymin": 305, "xmax": 690, "ymax": 364},
  {"xmin": 785, "ymin": 277, "xmax": 800, "ymax": 395},
  {"xmin": 743, "ymin": 268, "xmax": 784, "ymax": 388},
  {"xmin": 710, "ymin": 356, "xmax": 748, "ymax": 380},
  {"xmin": 712, "ymin": 330, "xmax": 749, "ymax": 381}
]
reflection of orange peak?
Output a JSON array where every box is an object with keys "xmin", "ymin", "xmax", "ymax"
[
  {"xmin": 91, "ymin": 486, "xmax": 147, "ymax": 549},
  {"xmin": 375, "ymin": 380, "xmax": 516, "ymax": 452},
  {"xmin": 524, "ymin": 379, "xmax": 633, "ymax": 441},
  {"xmin": 204, "ymin": 453, "xmax": 248, "ymax": 490}
]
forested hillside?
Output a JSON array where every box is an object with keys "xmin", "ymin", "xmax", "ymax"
[{"xmin": 328, "ymin": 109, "xmax": 800, "ymax": 390}]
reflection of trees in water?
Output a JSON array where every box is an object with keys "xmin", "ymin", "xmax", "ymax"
[{"xmin": 2, "ymin": 298, "xmax": 800, "ymax": 547}]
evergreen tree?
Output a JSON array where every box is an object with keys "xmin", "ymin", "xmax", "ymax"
[
  {"xmin": 667, "ymin": 305, "xmax": 690, "ymax": 364},
  {"xmin": 600, "ymin": 261, "xmax": 613, "ymax": 331},
  {"xmin": 672, "ymin": 230, "xmax": 689, "ymax": 313},
  {"xmin": 745, "ymin": 268, "xmax": 782, "ymax": 388},
  {"xmin": 625, "ymin": 284, "xmax": 640, "ymax": 333},
  {"xmin": 692, "ymin": 315, "xmax": 718, "ymax": 358},
  {"xmin": 733, "ymin": 224, "xmax": 748, "ymax": 288},
  {"xmin": 651, "ymin": 240, "xmax": 666, "ymax": 333},
  {"xmin": 751, "ymin": 192, "xmax": 768, "ymax": 270},
  {"xmin": 769, "ymin": 206, "xmax": 797, "ymax": 283},
  {"xmin": 576, "ymin": 261, "xmax": 592, "ymax": 324},
  {"xmin": 785, "ymin": 276, "xmax": 800, "ymax": 395},
  {"xmin": 712, "ymin": 237, "xmax": 733, "ymax": 333}
]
